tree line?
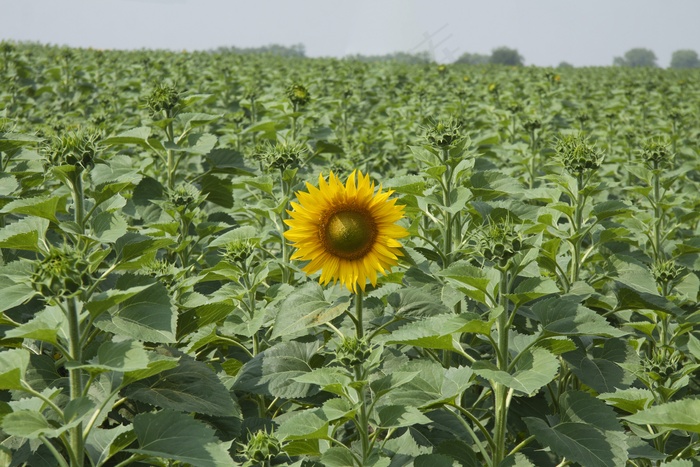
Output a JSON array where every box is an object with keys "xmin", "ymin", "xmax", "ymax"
[{"xmin": 455, "ymin": 46, "xmax": 700, "ymax": 68}]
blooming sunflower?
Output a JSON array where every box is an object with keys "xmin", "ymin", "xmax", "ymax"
[{"xmin": 284, "ymin": 170, "xmax": 408, "ymax": 293}]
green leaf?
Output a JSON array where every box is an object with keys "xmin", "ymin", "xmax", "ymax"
[
  {"xmin": 560, "ymin": 391, "xmax": 624, "ymax": 431},
  {"xmin": 94, "ymin": 277, "xmax": 176, "ymax": 343},
  {"xmin": 378, "ymin": 314, "xmax": 462, "ymax": 351},
  {"xmin": 0, "ymin": 216, "xmax": 49, "ymax": 251},
  {"xmin": 1, "ymin": 409, "xmax": 54, "ymax": 439},
  {"xmin": 320, "ymin": 446, "xmax": 357, "ymax": 467},
  {"xmin": 375, "ymin": 405, "xmax": 432, "ymax": 428},
  {"xmin": 1, "ymin": 194, "xmax": 67, "ymax": 223},
  {"xmin": 208, "ymin": 225, "xmax": 259, "ymax": 249},
  {"xmin": 277, "ymin": 409, "xmax": 329, "ymax": 440},
  {"xmin": 531, "ymin": 297, "xmax": 626, "ymax": 337},
  {"xmin": 68, "ymin": 340, "xmax": 150, "ymax": 374},
  {"xmin": 4, "ymin": 306, "xmax": 66, "ymax": 345},
  {"xmin": 436, "ymin": 261, "xmax": 498, "ymax": 305},
  {"xmin": 507, "ymin": 277, "xmax": 559, "ymax": 306},
  {"xmin": 122, "ymin": 351, "xmax": 180, "ymax": 386},
  {"xmin": 271, "ymin": 282, "xmax": 351, "ymax": 339},
  {"xmin": 613, "ymin": 281, "xmax": 684, "ymax": 316},
  {"xmin": 384, "ymin": 362, "xmax": 474, "ymax": 408},
  {"xmin": 125, "ymin": 356, "xmax": 239, "ymax": 417},
  {"xmin": 524, "ymin": 391, "xmax": 627, "ymax": 467},
  {"xmin": 593, "ymin": 200, "xmax": 631, "ymax": 220},
  {"xmin": 320, "ymin": 398, "xmax": 355, "ymax": 421},
  {"xmin": 293, "ymin": 368, "xmax": 352, "ymax": 397},
  {"xmin": 103, "ymin": 127, "xmax": 152, "ymax": 147},
  {"xmin": 525, "ymin": 419, "xmax": 626, "ymax": 467},
  {"xmin": 130, "ymin": 410, "xmax": 234, "ymax": 467},
  {"xmin": 90, "ymin": 155, "xmax": 142, "ymax": 187},
  {"xmin": 499, "ymin": 452, "xmax": 536, "ymax": 467},
  {"xmin": 624, "ymin": 398, "xmax": 700, "ymax": 433},
  {"xmin": 234, "ymin": 341, "xmax": 320, "ymax": 399},
  {"xmin": 473, "ymin": 347, "xmax": 558, "ymax": 395},
  {"xmin": 563, "ymin": 338, "xmax": 637, "ymax": 393},
  {"xmin": 205, "ymin": 148, "xmax": 255, "ymax": 175},
  {"xmin": 91, "ymin": 211, "xmax": 128, "ymax": 243},
  {"xmin": 0, "ymin": 349, "xmax": 31, "ymax": 390},
  {"xmin": 85, "ymin": 425, "xmax": 134, "ymax": 467},
  {"xmin": 599, "ymin": 388, "xmax": 655, "ymax": 414},
  {"xmin": 0, "ymin": 131, "xmax": 43, "ymax": 152},
  {"xmin": 177, "ymin": 301, "xmax": 236, "ymax": 338},
  {"xmin": 114, "ymin": 232, "xmax": 174, "ymax": 264},
  {"xmin": 0, "ymin": 267, "xmax": 37, "ymax": 314}
]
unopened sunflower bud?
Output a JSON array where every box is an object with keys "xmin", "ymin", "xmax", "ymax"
[
  {"xmin": 32, "ymin": 246, "xmax": 91, "ymax": 299},
  {"xmin": 242, "ymin": 429, "xmax": 281, "ymax": 462},
  {"xmin": 651, "ymin": 260, "xmax": 684, "ymax": 287},
  {"xmin": 146, "ymin": 83, "xmax": 180, "ymax": 117},
  {"xmin": 522, "ymin": 118, "xmax": 542, "ymax": 133},
  {"xmin": 286, "ymin": 83, "xmax": 311, "ymax": 108},
  {"xmin": 42, "ymin": 127, "xmax": 101, "ymax": 170},
  {"xmin": 167, "ymin": 183, "xmax": 204, "ymax": 212},
  {"xmin": 269, "ymin": 141, "xmax": 306, "ymax": 171},
  {"xmin": 425, "ymin": 118, "xmax": 463, "ymax": 150},
  {"xmin": 555, "ymin": 133, "xmax": 602, "ymax": 177},
  {"xmin": 222, "ymin": 240, "xmax": 256, "ymax": 267},
  {"xmin": 641, "ymin": 139, "xmax": 672, "ymax": 169},
  {"xmin": 336, "ymin": 336, "xmax": 372, "ymax": 367}
]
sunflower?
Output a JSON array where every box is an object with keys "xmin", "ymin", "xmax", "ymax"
[{"xmin": 284, "ymin": 170, "xmax": 408, "ymax": 293}]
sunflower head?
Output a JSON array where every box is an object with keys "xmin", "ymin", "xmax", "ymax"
[{"xmin": 284, "ymin": 170, "xmax": 408, "ymax": 293}]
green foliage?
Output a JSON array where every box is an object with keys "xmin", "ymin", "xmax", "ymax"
[
  {"xmin": 489, "ymin": 46, "xmax": 524, "ymax": 66},
  {"xmin": 614, "ymin": 47, "xmax": 658, "ymax": 67},
  {"xmin": 0, "ymin": 41, "xmax": 699, "ymax": 467},
  {"xmin": 670, "ymin": 49, "xmax": 700, "ymax": 69},
  {"xmin": 454, "ymin": 52, "xmax": 490, "ymax": 65}
]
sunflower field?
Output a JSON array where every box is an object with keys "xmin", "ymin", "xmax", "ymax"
[{"xmin": 1, "ymin": 42, "xmax": 700, "ymax": 467}]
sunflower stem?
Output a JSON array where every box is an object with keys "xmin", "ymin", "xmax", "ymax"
[
  {"xmin": 493, "ymin": 267, "xmax": 511, "ymax": 466},
  {"xmin": 67, "ymin": 297, "xmax": 84, "ymax": 467},
  {"xmin": 355, "ymin": 290, "xmax": 363, "ymax": 340}
]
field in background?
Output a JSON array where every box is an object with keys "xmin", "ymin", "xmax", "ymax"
[{"xmin": 1, "ymin": 43, "xmax": 700, "ymax": 466}]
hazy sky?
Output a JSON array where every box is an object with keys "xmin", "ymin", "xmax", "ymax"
[{"xmin": 4, "ymin": 0, "xmax": 700, "ymax": 67}]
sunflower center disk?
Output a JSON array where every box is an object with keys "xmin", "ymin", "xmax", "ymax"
[{"xmin": 325, "ymin": 211, "xmax": 376, "ymax": 259}]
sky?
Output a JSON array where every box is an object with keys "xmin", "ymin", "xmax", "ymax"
[{"xmin": 3, "ymin": 0, "xmax": 700, "ymax": 67}]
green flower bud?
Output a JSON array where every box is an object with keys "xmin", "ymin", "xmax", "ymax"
[
  {"xmin": 425, "ymin": 118, "xmax": 463, "ymax": 150},
  {"xmin": 641, "ymin": 139, "xmax": 673, "ymax": 169},
  {"xmin": 255, "ymin": 141, "xmax": 306, "ymax": 172},
  {"xmin": 167, "ymin": 183, "xmax": 205, "ymax": 213},
  {"xmin": 286, "ymin": 83, "xmax": 311, "ymax": 108},
  {"xmin": 42, "ymin": 127, "xmax": 101, "ymax": 170},
  {"xmin": 146, "ymin": 83, "xmax": 181, "ymax": 117},
  {"xmin": 522, "ymin": 118, "xmax": 542, "ymax": 133},
  {"xmin": 32, "ymin": 246, "xmax": 91, "ymax": 299},
  {"xmin": 506, "ymin": 102, "xmax": 523, "ymax": 114},
  {"xmin": 555, "ymin": 133, "xmax": 602, "ymax": 177},
  {"xmin": 222, "ymin": 239, "xmax": 256, "ymax": 267},
  {"xmin": 651, "ymin": 260, "xmax": 684, "ymax": 287},
  {"xmin": 242, "ymin": 429, "xmax": 281, "ymax": 462},
  {"xmin": 336, "ymin": 336, "xmax": 372, "ymax": 367},
  {"xmin": 479, "ymin": 218, "xmax": 527, "ymax": 267}
]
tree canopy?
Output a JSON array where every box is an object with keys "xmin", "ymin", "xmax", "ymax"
[
  {"xmin": 490, "ymin": 47, "xmax": 524, "ymax": 66},
  {"xmin": 613, "ymin": 48, "xmax": 657, "ymax": 67},
  {"xmin": 670, "ymin": 49, "xmax": 700, "ymax": 69}
]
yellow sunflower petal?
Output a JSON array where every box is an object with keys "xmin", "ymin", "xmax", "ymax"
[{"xmin": 284, "ymin": 169, "xmax": 408, "ymax": 293}]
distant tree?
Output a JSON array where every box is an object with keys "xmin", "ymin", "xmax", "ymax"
[
  {"xmin": 454, "ymin": 52, "xmax": 490, "ymax": 65},
  {"xmin": 613, "ymin": 48, "xmax": 657, "ymax": 67},
  {"xmin": 489, "ymin": 47, "xmax": 524, "ymax": 66},
  {"xmin": 670, "ymin": 49, "xmax": 700, "ymax": 69},
  {"xmin": 346, "ymin": 51, "xmax": 431, "ymax": 64},
  {"xmin": 557, "ymin": 61, "xmax": 574, "ymax": 69}
]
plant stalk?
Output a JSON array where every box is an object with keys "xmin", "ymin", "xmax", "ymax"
[{"xmin": 67, "ymin": 297, "xmax": 84, "ymax": 467}]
